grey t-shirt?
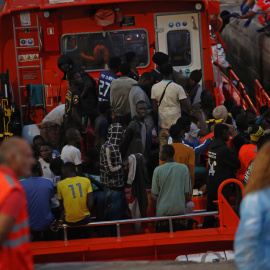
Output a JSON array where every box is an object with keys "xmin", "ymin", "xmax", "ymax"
[
  {"xmin": 152, "ymin": 162, "xmax": 191, "ymax": 217},
  {"xmin": 110, "ymin": 77, "xmax": 137, "ymax": 116}
]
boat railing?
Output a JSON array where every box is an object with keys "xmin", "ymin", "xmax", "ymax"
[
  {"xmin": 60, "ymin": 210, "xmax": 219, "ymax": 241},
  {"xmin": 228, "ymin": 70, "xmax": 258, "ymax": 115},
  {"xmin": 58, "ymin": 179, "xmax": 244, "ymax": 242},
  {"xmin": 255, "ymin": 79, "xmax": 270, "ymax": 112},
  {"xmin": 215, "ymin": 178, "xmax": 244, "ymax": 228}
]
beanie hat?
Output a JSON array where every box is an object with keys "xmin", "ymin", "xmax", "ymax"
[
  {"xmin": 213, "ymin": 105, "xmax": 228, "ymax": 122},
  {"xmin": 250, "ymin": 126, "xmax": 264, "ymax": 142},
  {"xmin": 152, "ymin": 52, "xmax": 169, "ymax": 66}
]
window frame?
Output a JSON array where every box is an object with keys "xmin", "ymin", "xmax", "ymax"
[
  {"xmin": 61, "ymin": 28, "xmax": 150, "ymax": 72},
  {"xmin": 166, "ymin": 29, "xmax": 193, "ymax": 68}
]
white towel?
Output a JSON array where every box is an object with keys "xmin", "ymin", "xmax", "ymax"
[{"xmin": 127, "ymin": 154, "xmax": 137, "ymax": 185}]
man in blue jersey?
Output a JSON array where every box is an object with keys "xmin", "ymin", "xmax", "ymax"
[
  {"xmin": 98, "ymin": 57, "xmax": 121, "ymax": 103},
  {"xmin": 20, "ymin": 161, "xmax": 55, "ymax": 241}
]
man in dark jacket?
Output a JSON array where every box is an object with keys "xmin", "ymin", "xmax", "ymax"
[
  {"xmin": 64, "ymin": 71, "xmax": 86, "ymax": 135},
  {"xmin": 58, "ymin": 55, "xmax": 98, "ymax": 125},
  {"xmin": 121, "ymin": 100, "xmax": 151, "ymax": 161},
  {"xmin": 120, "ymin": 101, "xmax": 152, "ymax": 219},
  {"xmin": 203, "ymin": 123, "xmax": 241, "ymax": 228}
]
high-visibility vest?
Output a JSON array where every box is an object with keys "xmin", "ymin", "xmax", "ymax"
[
  {"xmin": 0, "ymin": 171, "xmax": 33, "ymax": 270},
  {"xmin": 255, "ymin": 0, "xmax": 270, "ymax": 25},
  {"xmin": 237, "ymin": 144, "xmax": 258, "ymax": 181}
]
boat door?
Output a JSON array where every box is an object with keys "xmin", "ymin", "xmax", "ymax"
[{"xmin": 155, "ymin": 12, "xmax": 202, "ymax": 75}]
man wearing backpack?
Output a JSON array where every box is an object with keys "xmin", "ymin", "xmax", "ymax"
[{"xmin": 151, "ymin": 63, "xmax": 190, "ymax": 146}]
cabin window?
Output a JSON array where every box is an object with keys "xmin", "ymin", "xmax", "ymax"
[
  {"xmin": 61, "ymin": 29, "xmax": 149, "ymax": 71},
  {"xmin": 167, "ymin": 30, "xmax": 191, "ymax": 67}
]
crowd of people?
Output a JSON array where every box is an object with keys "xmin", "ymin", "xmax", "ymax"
[{"xmin": 1, "ymin": 50, "xmax": 270, "ymax": 247}]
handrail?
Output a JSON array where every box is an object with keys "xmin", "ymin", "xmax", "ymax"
[
  {"xmin": 217, "ymin": 178, "xmax": 245, "ymax": 228},
  {"xmin": 60, "ymin": 211, "xmax": 218, "ymax": 241},
  {"xmin": 255, "ymin": 79, "xmax": 270, "ymax": 112},
  {"xmin": 58, "ymin": 178, "xmax": 245, "ymax": 241},
  {"xmin": 229, "ymin": 70, "xmax": 258, "ymax": 115}
]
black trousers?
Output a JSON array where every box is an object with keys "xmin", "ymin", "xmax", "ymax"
[
  {"xmin": 156, "ymin": 219, "xmax": 187, "ymax": 233},
  {"xmin": 66, "ymin": 216, "xmax": 92, "ymax": 240}
]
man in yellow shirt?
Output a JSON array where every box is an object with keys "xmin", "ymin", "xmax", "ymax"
[{"xmin": 57, "ymin": 162, "xmax": 93, "ymax": 239}]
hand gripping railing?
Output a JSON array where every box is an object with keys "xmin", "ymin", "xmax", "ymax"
[{"xmin": 60, "ymin": 210, "xmax": 218, "ymax": 241}]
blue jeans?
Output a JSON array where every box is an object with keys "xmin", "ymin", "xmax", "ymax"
[{"xmin": 102, "ymin": 187, "xmax": 127, "ymax": 236}]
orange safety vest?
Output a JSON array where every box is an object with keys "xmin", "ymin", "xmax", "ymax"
[
  {"xmin": 0, "ymin": 170, "xmax": 33, "ymax": 270},
  {"xmin": 237, "ymin": 144, "xmax": 258, "ymax": 181}
]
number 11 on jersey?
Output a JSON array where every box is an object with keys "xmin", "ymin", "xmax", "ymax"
[{"xmin": 68, "ymin": 183, "xmax": 83, "ymax": 199}]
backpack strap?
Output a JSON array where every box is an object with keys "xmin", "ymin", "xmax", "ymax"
[{"xmin": 158, "ymin": 81, "xmax": 172, "ymax": 107}]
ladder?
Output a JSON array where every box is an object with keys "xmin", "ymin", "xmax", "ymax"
[{"xmin": 12, "ymin": 14, "xmax": 46, "ymax": 125}]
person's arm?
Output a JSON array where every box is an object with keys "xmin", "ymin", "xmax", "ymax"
[
  {"xmin": 222, "ymin": 147, "xmax": 241, "ymax": 169},
  {"xmin": 193, "ymin": 138, "xmax": 212, "ymax": 155},
  {"xmin": 182, "ymin": 138, "xmax": 199, "ymax": 148},
  {"xmin": 234, "ymin": 193, "xmax": 263, "ymax": 269},
  {"xmin": 191, "ymin": 110, "xmax": 208, "ymax": 137},
  {"xmin": 98, "ymin": 120, "xmax": 109, "ymax": 146},
  {"xmin": 239, "ymin": 10, "xmax": 256, "ymax": 19},
  {"xmin": 183, "ymin": 166, "xmax": 192, "ymax": 201},
  {"xmin": 71, "ymin": 106, "xmax": 85, "ymax": 132},
  {"xmin": 56, "ymin": 184, "xmax": 65, "ymax": 225},
  {"xmin": 56, "ymin": 199, "xmax": 65, "ymax": 227},
  {"xmin": 88, "ymin": 175, "xmax": 104, "ymax": 190},
  {"xmin": 87, "ymin": 192, "xmax": 93, "ymax": 210},
  {"xmin": 80, "ymin": 71, "xmax": 96, "ymax": 100},
  {"xmin": 188, "ymin": 150, "xmax": 195, "ymax": 188},
  {"xmin": 227, "ymin": 124, "xmax": 245, "ymax": 155},
  {"xmin": 255, "ymin": 115, "xmax": 264, "ymax": 126},
  {"xmin": 58, "ymin": 200, "xmax": 65, "ymax": 220},
  {"xmin": 81, "ymin": 85, "xmax": 91, "ymax": 99},
  {"xmin": 151, "ymin": 99, "xmax": 159, "ymax": 126},
  {"xmin": 120, "ymin": 123, "xmax": 135, "ymax": 158},
  {"xmin": 180, "ymin": 98, "xmax": 191, "ymax": 113},
  {"xmin": 152, "ymin": 99, "xmax": 158, "ymax": 113},
  {"xmin": 151, "ymin": 168, "xmax": 160, "ymax": 215},
  {"xmin": 103, "ymin": 148, "xmax": 122, "ymax": 175},
  {"xmin": 150, "ymin": 194, "xmax": 158, "ymax": 215},
  {"xmin": 183, "ymin": 137, "xmax": 212, "ymax": 155},
  {"xmin": 232, "ymin": 135, "xmax": 246, "ymax": 155},
  {"xmin": 73, "ymin": 149, "xmax": 83, "ymax": 176},
  {"xmin": 256, "ymin": 108, "xmax": 270, "ymax": 125},
  {"xmin": 0, "ymin": 214, "xmax": 15, "ymax": 248}
]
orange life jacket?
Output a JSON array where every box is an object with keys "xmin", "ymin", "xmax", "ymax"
[
  {"xmin": 237, "ymin": 144, "xmax": 258, "ymax": 181},
  {"xmin": 0, "ymin": 170, "xmax": 33, "ymax": 270}
]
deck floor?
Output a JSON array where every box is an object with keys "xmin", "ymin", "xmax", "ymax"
[{"xmin": 35, "ymin": 261, "xmax": 237, "ymax": 270}]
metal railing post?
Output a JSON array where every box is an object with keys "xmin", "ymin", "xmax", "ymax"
[
  {"xmin": 116, "ymin": 223, "xmax": 121, "ymax": 238},
  {"xmin": 63, "ymin": 226, "xmax": 68, "ymax": 242},
  {"xmin": 169, "ymin": 219, "xmax": 173, "ymax": 233}
]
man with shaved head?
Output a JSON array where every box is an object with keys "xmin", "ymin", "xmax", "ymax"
[{"xmin": 0, "ymin": 137, "xmax": 35, "ymax": 269}]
